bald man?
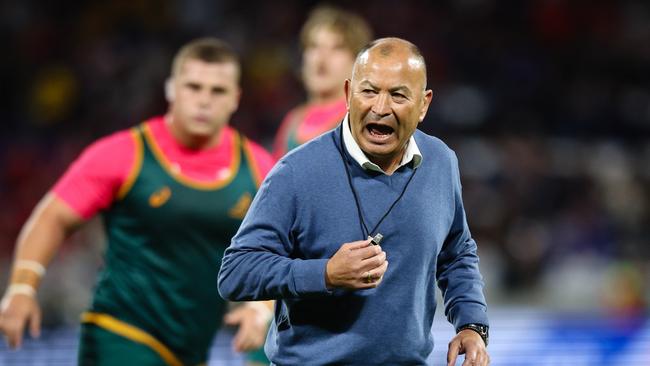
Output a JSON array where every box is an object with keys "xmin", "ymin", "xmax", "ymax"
[{"xmin": 218, "ymin": 38, "xmax": 490, "ymax": 366}]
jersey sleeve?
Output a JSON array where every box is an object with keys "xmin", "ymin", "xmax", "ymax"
[
  {"xmin": 272, "ymin": 106, "xmax": 305, "ymax": 160},
  {"xmin": 51, "ymin": 129, "xmax": 137, "ymax": 219}
]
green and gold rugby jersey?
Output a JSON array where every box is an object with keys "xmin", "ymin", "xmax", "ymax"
[{"xmin": 84, "ymin": 123, "xmax": 261, "ymax": 366}]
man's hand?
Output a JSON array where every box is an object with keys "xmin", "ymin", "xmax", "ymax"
[
  {"xmin": 224, "ymin": 302, "xmax": 271, "ymax": 353},
  {"xmin": 447, "ymin": 329, "xmax": 490, "ymax": 366},
  {"xmin": 325, "ymin": 239, "xmax": 388, "ymax": 289},
  {"xmin": 0, "ymin": 293, "xmax": 41, "ymax": 349}
]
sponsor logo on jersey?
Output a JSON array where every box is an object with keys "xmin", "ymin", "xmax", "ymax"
[
  {"xmin": 149, "ymin": 186, "xmax": 171, "ymax": 207},
  {"xmin": 228, "ymin": 192, "xmax": 252, "ymax": 219}
]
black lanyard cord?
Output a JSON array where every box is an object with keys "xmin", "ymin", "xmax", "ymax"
[{"xmin": 337, "ymin": 125, "xmax": 418, "ymax": 239}]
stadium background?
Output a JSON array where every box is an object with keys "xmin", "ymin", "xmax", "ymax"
[{"xmin": 1, "ymin": 0, "xmax": 649, "ymax": 364}]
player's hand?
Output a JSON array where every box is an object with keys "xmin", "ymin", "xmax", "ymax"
[
  {"xmin": 325, "ymin": 239, "xmax": 388, "ymax": 289},
  {"xmin": 0, "ymin": 294, "xmax": 41, "ymax": 349},
  {"xmin": 224, "ymin": 302, "xmax": 271, "ymax": 353},
  {"xmin": 447, "ymin": 329, "xmax": 490, "ymax": 366}
]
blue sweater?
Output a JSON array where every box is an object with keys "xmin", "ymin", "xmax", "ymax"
[{"xmin": 218, "ymin": 125, "xmax": 488, "ymax": 365}]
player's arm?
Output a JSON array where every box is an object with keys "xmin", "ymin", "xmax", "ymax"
[
  {"xmin": 0, "ymin": 129, "xmax": 135, "ymax": 350},
  {"xmin": 0, "ymin": 193, "xmax": 84, "ymax": 349}
]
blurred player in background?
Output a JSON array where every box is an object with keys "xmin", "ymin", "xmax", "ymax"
[
  {"xmin": 243, "ymin": 8, "xmax": 373, "ymax": 365},
  {"xmin": 240, "ymin": 5, "xmax": 372, "ymax": 366},
  {"xmin": 272, "ymin": 4, "xmax": 373, "ymax": 158},
  {"xmin": 0, "ymin": 38, "xmax": 275, "ymax": 366}
]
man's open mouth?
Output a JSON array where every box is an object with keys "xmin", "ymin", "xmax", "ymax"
[{"xmin": 367, "ymin": 123, "xmax": 394, "ymax": 137}]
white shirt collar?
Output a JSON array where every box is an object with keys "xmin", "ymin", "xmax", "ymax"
[{"xmin": 342, "ymin": 114, "xmax": 422, "ymax": 174}]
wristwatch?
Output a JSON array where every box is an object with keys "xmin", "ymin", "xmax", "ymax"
[{"xmin": 457, "ymin": 323, "xmax": 489, "ymax": 346}]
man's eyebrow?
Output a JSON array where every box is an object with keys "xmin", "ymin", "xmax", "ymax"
[
  {"xmin": 389, "ymin": 85, "xmax": 411, "ymax": 95},
  {"xmin": 358, "ymin": 80, "xmax": 376, "ymax": 88},
  {"xmin": 358, "ymin": 80, "xmax": 411, "ymax": 93},
  {"xmin": 356, "ymin": 80, "xmax": 413, "ymax": 97}
]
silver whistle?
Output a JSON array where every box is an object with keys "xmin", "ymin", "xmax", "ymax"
[{"xmin": 369, "ymin": 233, "xmax": 383, "ymax": 246}]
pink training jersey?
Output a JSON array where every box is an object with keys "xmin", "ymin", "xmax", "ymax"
[
  {"xmin": 272, "ymin": 97, "xmax": 347, "ymax": 159},
  {"xmin": 53, "ymin": 116, "xmax": 275, "ymax": 219}
]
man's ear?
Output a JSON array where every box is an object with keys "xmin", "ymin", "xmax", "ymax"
[
  {"xmin": 165, "ymin": 78, "xmax": 175, "ymax": 102},
  {"xmin": 419, "ymin": 89, "xmax": 434, "ymax": 122},
  {"xmin": 344, "ymin": 79, "xmax": 351, "ymax": 110}
]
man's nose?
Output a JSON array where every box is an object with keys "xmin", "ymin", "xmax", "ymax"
[
  {"xmin": 197, "ymin": 90, "xmax": 211, "ymax": 107},
  {"xmin": 371, "ymin": 92, "xmax": 391, "ymax": 116}
]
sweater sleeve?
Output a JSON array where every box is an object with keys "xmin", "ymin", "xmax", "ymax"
[
  {"xmin": 436, "ymin": 150, "xmax": 489, "ymax": 330},
  {"xmin": 218, "ymin": 158, "xmax": 330, "ymax": 301}
]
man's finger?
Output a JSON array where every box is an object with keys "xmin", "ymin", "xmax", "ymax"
[
  {"xmin": 461, "ymin": 349, "xmax": 478, "ymax": 365},
  {"xmin": 29, "ymin": 309, "xmax": 41, "ymax": 339},
  {"xmin": 355, "ymin": 244, "xmax": 381, "ymax": 261},
  {"xmin": 475, "ymin": 352, "xmax": 488, "ymax": 366},
  {"xmin": 232, "ymin": 321, "xmax": 248, "ymax": 352},
  {"xmin": 224, "ymin": 309, "xmax": 243, "ymax": 325},
  {"xmin": 225, "ymin": 315, "xmax": 242, "ymax": 326},
  {"xmin": 361, "ymin": 250, "xmax": 386, "ymax": 269},
  {"xmin": 370, "ymin": 260, "xmax": 389, "ymax": 278},
  {"xmin": 345, "ymin": 239, "xmax": 372, "ymax": 251},
  {"xmin": 8, "ymin": 323, "xmax": 24, "ymax": 350},
  {"xmin": 232, "ymin": 331, "xmax": 243, "ymax": 352},
  {"xmin": 233, "ymin": 325, "xmax": 253, "ymax": 352},
  {"xmin": 13, "ymin": 333, "xmax": 22, "ymax": 349},
  {"xmin": 447, "ymin": 341, "xmax": 461, "ymax": 366}
]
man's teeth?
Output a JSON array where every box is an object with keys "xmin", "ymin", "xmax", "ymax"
[{"xmin": 369, "ymin": 125, "xmax": 392, "ymax": 135}]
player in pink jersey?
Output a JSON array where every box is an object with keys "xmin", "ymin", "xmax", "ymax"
[
  {"xmin": 0, "ymin": 38, "xmax": 275, "ymax": 365},
  {"xmin": 272, "ymin": 5, "xmax": 373, "ymax": 159}
]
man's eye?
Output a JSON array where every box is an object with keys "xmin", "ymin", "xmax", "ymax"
[{"xmin": 361, "ymin": 89, "xmax": 377, "ymax": 95}]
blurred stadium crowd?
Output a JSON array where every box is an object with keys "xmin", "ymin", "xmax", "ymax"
[{"xmin": 1, "ymin": 0, "xmax": 649, "ymax": 330}]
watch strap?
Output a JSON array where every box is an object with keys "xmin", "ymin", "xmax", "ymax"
[{"xmin": 457, "ymin": 323, "xmax": 489, "ymax": 346}]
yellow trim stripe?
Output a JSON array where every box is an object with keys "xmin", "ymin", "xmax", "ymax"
[
  {"xmin": 142, "ymin": 124, "xmax": 241, "ymax": 190},
  {"xmin": 117, "ymin": 127, "xmax": 144, "ymax": 199},
  {"xmin": 242, "ymin": 139, "xmax": 263, "ymax": 188},
  {"xmin": 81, "ymin": 312, "xmax": 183, "ymax": 366}
]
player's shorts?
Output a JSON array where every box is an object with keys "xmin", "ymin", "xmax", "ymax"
[
  {"xmin": 78, "ymin": 313, "xmax": 206, "ymax": 366},
  {"xmin": 78, "ymin": 322, "xmax": 169, "ymax": 366}
]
